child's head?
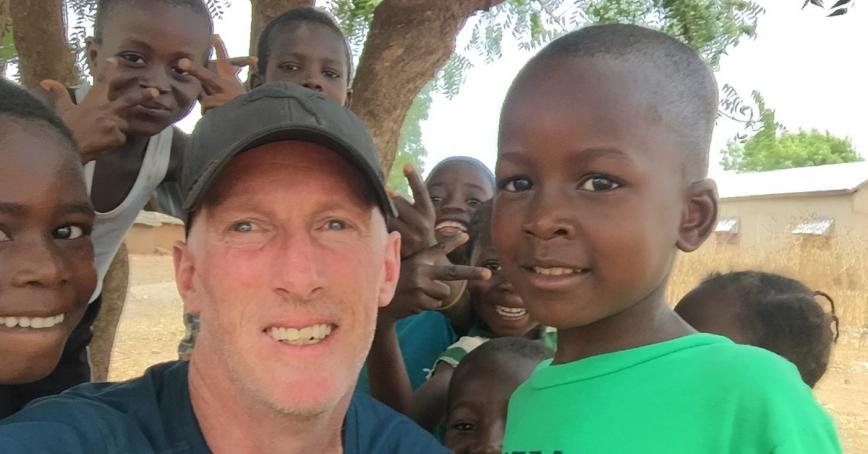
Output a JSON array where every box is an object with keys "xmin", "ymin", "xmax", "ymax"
[
  {"xmin": 675, "ymin": 271, "xmax": 838, "ymax": 387},
  {"xmin": 468, "ymin": 201, "xmax": 539, "ymax": 338},
  {"xmin": 427, "ymin": 156, "xmax": 495, "ymax": 264},
  {"xmin": 89, "ymin": 0, "xmax": 214, "ymax": 136},
  {"xmin": 445, "ymin": 337, "xmax": 553, "ymax": 454},
  {"xmin": 492, "ymin": 25, "xmax": 719, "ymax": 335},
  {"xmin": 253, "ymin": 6, "xmax": 352, "ymax": 105},
  {"xmin": 0, "ymin": 80, "xmax": 97, "ymax": 384}
]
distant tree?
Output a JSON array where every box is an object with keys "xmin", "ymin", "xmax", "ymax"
[{"xmin": 721, "ymin": 92, "xmax": 862, "ymax": 172}]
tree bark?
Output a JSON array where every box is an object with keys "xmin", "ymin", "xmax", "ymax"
[
  {"xmin": 249, "ymin": 0, "xmax": 314, "ymax": 55},
  {"xmin": 0, "ymin": 0, "xmax": 8, "ymax": 78},
  {"xmin": 9, "ymin": 0, "xmax": 76, "ymax": 88},
  {"xmin": 350, "ymin": 0, "xmax": 505, "ymax": 174},
  {"xmin": 89, "ymin": 243, "xmax": 130, "ymax": 382}
]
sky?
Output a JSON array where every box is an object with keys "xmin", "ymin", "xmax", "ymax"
[{"xmin": 169, "ymin": 1, "xmax": 868, "ymax": 179}]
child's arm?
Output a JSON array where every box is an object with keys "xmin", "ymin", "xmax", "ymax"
[
  {"xmin": 367, "ymin": 315, "xmax": 413, "ymax": 414},
  {"xmin": 410, "ymin": 361, "xmax": 454, "ymax": 431}
]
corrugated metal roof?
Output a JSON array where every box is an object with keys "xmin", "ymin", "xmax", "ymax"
[{"xmin": 715, "ymin": 161, "xmax": 868, "ymax": 200}]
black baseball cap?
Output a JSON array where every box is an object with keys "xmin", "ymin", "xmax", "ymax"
[{"xmin": 181, "ymin": 82, "xmax": 395, "ymax": 223}]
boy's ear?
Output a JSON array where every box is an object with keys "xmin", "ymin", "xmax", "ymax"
[
  {"xmin": 85, "ymin": 37, "xmax": 99, "ymax": 80},
  {"xmin": 676, "ymin": 179, "xmax": 718, "ymax": 252},
  {"xmin": 249, "ymin": 71, "xmax": 263, "ymax": 89},
  {"xmin": 344, "ymin": 87, "xmax": 353, "ymax": 108}
]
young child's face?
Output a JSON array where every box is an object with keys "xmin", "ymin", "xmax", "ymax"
[
  {"xmin": 493, "ymin": 57, "xmax": 692, "ymax": 332},
  {"xmin": 427, "ymin": 162, "xmax": 494, "ymax": 247},
  {"xmin": 262, "ymin": 23, "xmax": 350, "ymax": 105},
  {"xmin": 445, "ymin": 357, "xmax": 537, "ymax": 454},
  {"xmin": 0, "ymin": 125, "xmax": 96, "ymax": 384},
  {"xmin": 88, "ymin": 2, "xmax": 211, "ymax": 136},
  {"xmin": 470, "ymin": 235, "xmax": 539, "ymax": 338}
]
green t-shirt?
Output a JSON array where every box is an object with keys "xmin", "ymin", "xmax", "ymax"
[
  {"xmin": 435, "ymin": 326, "xmax": 557, "ymax": 370},
  {"xmin": 503, "ymin": 333, "xmax": 841, "ymax": 454}
]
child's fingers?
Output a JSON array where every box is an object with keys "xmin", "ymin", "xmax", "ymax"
[
  {"xmin": 428, "ymin": 264, "xmax": 492, "ymax": 282},
  {"xmin": 418, "ymin": 280, "xmax": 453, "ymax": 304},
  {"xmin": 90, "ymin": 58, "xmax": 120, "ymax": 102},
  {"xmin": 404, "ymin": 164, "xmax": 434, "ymax": 215},
  {"xmin": 109, "ymin": 88, "xmax": 159, "ymax": 113},
  {"xmin": 210, "ymin": 34, "xmax": 233, "ymax": 74},
  {"xmin": 39, "ymin": 80, "xmax": 75, "ymax": 111},
  {"xmin": 179, "ymin": 58, "xmax": 222, "ymax": 94},
  {"xmin": 429, "ymin": 232, "xmax": 469, "ymax": 256}
]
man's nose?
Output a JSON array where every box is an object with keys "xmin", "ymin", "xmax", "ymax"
[{"xmin": 271, "ymin": 232, "xmax": 326, "ymax": 301}]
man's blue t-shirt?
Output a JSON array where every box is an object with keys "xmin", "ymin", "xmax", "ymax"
[
  {"xmin": 356, "ymin": 311, "xmax": 457, "ymax": 393},
  {"xmin": 0, "ymin": 361, "xmax": 448, "ymax": 453}
]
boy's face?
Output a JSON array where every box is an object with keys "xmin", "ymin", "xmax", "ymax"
[
  {"xmin": 260, "ymin": 23, "xmax": 350, "ymax": 105},
  {"xmin": 428, "ymin": 162, "xmax": 494, "ymax": 264},
  {"xmin": 445, "ymin": 357, "xmax": 538, "ymax": 454},
  {"xmin": 470, "ymin": 236, "xmax": 539, "ymax": 338},
  {"xmin": 493, "ymin": 56, "xmax": 714, "ymax": 333},
  {"xmin": 0, "ymin": 125, "xmax": 96, "ymax": 384},
  {"xmin": 88, "ymin": 2, "xmax": 211, "ymax": 136}
]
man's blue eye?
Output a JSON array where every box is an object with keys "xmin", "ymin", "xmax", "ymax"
[
  {"xmin": 233, "ymin": 222, "xmax": 254, "ymax": 233},
  {"xmin": 326, "ymin": 220, "xmax": 346, "ymax": 231},
  {"xmin": 502, "ymin": 177, "xmax": 532, "ymax": 192}
]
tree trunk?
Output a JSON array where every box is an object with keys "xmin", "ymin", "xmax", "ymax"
[
  {"xmin": 89, "ymin": 243, "xmax": 130, "ymax": 382},
  {"xmin": 249, "ymin": 0, "xmax": 314, "ymax": 55},
  {"xmin": 9, "ymin": 0, "xmax": 76, "ymax": 88},
  {"xmin": 350, "ymin": 0, "xmax": 505, "ymax": 174},
  {"xmin": 0, "ymin": 0, "xmax": 8, "ymax": 79}
]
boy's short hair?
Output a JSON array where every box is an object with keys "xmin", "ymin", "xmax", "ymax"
[
  {"xmin": 448, "ymin": 337, "xmax": 553, "ymax": 407},
  {"xmin": 94, "ymin": 0, "xmax": 214, "ymax": 41},
  {"xmin": 680, "ymin": 271, "xmax": 839, "ymax": 387},
  {"xmin": 525, "ymin": 24, "xmax": 718, "ymax": 181},
  {"xmin": 256, "ymin": 6, "xmax": 353, "ymax": 82},
  {"xmin": 0, "ymin": 80, "xmax": 78, "ymax": 153},
  {"xmin": 425, "ymin": 156, "xmax": 496, "ymax": 189}
]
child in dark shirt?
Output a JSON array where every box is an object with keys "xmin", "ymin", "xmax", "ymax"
[
  {"xmin": 0, "ymin": 80, "xmax": 96, "ymax": 417},
  {"xmin": 675, "ymin": 270, "xmax": 839, "ymax": 387},
  {"xmin": 444, "ymin": 337, "xmax": 553, "ymax": 454}
]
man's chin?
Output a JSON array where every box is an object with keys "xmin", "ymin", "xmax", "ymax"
[{"xmin": 266, "ymin": 379, "xmax": 353, "ymax": 418}]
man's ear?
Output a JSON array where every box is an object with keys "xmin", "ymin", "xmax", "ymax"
[
  {"xmin": 377, "ymin": 231, "xmax": 402, "ymax": 308},
  {"xmin": 676, "ymin": 179, "xmax": 718, "ymax": 252},
  {"xmin": 174, "ymin": 239, "xmax": 201, "ymax": 315},
  {"xmin": 85, "ymin": 37, "xmax": 100, "ymax": 80}
]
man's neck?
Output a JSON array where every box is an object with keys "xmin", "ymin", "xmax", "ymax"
[{"xmin": 187, "ymin": 354, "xmax": 348, "ymax": 454}]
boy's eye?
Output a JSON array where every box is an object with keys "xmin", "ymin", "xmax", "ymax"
[
  {"xmin": 466, "ymin": 198, "xmax": 481, "ymax": 208},
  {"xmin": 430, "ymin": 195, "xmax": 443, "ymax": 205},
  {"xmin": 578, "ymin": 175, "xmax": 621, "ymax": 192},
  {"xmin": 53, "ymin": 225, "xmax": 86, "ymax": 240},
  {"xmin": 323, "ymin": 69, "xmax": 341, "ymax": 79},
  {"xmin": 278, "ymin": 62, "xmax": 300, "ymax": 72},
  {"xmin": 119, "ymin": 53, "xmax": 145, "ymax": 66},
  {"xmin": 451, "ymin": 421, "xmax": 476, "ymax": 432},
  {"xmin": 482, "ymin": 260, "xmax": 502, "ymax": 272},
  {"xmin": 500, "ymin": 177, "xmax": 533, "ymax": 192},
  {"xmin": 0, "ymin": 229, "xmax": 9, "ymax": 242}
]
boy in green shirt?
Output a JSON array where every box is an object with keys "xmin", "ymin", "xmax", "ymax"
[{"xmin": 493, "ymin": 24, "xmax": 842, "ymax": 453}]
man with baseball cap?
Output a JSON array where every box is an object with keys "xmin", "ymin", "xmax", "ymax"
[{"xmin": 0, "ymin": 83, "xmax": 448, "ymax": 454}]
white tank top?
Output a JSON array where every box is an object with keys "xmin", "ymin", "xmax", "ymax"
[{"xmin": 79, "ymin": 84, "xmax": 174, "ymax": 302}]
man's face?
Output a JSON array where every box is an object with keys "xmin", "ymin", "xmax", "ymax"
[{"xmin": 175, "ymin": 142, "xmax": 400, "ymax": 416}]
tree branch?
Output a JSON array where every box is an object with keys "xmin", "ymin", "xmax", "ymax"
[{"xmin": 10, "ymin": 0, "xmax": 77, "ymax": 87}]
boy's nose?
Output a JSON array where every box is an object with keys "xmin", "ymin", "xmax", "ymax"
[
  {"xmin": 11, "ymin": 240, "xmax": 70, "ymax": 289},
  {"xmin": 521, "ymin": 190, "xmax": 575, "ymax": 240},
  {"xmin": 139, "ymin": 67, "xmax": 171, "ymax": 94},
  {"xmin": 301, "ymin": 68, "xmax": 324, "ymax": 93}
]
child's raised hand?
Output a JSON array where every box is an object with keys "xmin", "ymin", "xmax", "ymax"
[
  {"xmin": 389, "ymin": 164, "xmax": 438, "ymax": 259},
  {"xmin": 40, "ymin": 58, "xmax": 159, "ymax": 163},
  {"xmin": 382, "ymin": 233, "xmax": 491, "ymax": 323},
  {"xmin": 181, "ymin": 34, "xmax": 254, "ymax": 113}
]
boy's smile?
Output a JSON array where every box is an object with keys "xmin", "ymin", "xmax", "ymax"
[{"xmin": 493, "ymin": 56, "xmax": 714, "ymax": 357}]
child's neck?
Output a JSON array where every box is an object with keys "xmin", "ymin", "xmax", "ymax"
[{"xmin": 552, "ymin": 287, "xmax": 695, "ymax": 364}]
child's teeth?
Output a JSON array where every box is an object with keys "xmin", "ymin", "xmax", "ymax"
[
  {"xmin": 495, "ymin": 305, "xmax": 528, "ymax": 319},
  {"xmin": 268, "ymin": 324, "xmax": 333, "ymax": 346},
  {"xmin": 0, "ymin": 314, "xmax": 66, "ymax": 329},
  {"xmin": 533, "ymin": 266, "xmax": 576, "ymax": 276}
]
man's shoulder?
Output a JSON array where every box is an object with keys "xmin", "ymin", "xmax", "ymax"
[
  {"xmin": 345, "ymin": 392, "xmax": 449, "ymax": 454},
  {"xmin": 0, "ymin": 362, "xmax": 190, "ymax": 454}
]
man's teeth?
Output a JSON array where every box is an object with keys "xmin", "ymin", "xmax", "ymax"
[
  {"xmin": 495, "ymin": 305, "xmax": 527, "ymax": 319},
  {"xmin": 268, "ymin": 324, "xmax": 333, "ymax": 346},
  {"xmin": 0, "ymin": 314, "xmax": 65, "ymax": 329},
  {"xmin": 532, "ymin": 266, "xmax": 578, "ymax": 276}
]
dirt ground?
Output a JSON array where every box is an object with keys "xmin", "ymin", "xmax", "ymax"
[{"xmin": 109, "ymin": 254, "xmax": 868, "ymax": 453}]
